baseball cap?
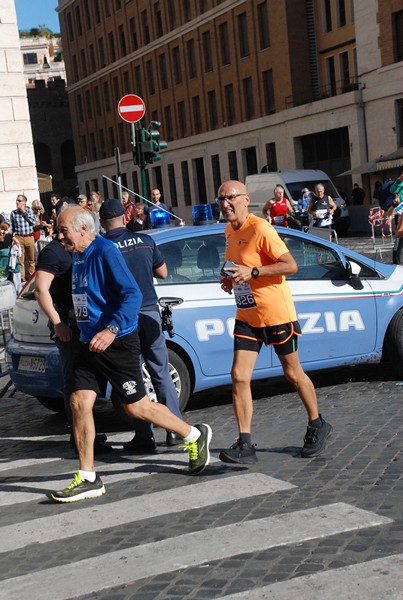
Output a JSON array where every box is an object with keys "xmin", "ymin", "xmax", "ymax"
[
  {"xmin": 77, "ymin": 194, "xmax": 87, "ymax": 201},
  {"xmin": 99, "ymin": 199, "xmax": 125, "ymax": 220},
  {"xmin": 301, "ymin": 188, "xmax": 309, "ymax": 194}
]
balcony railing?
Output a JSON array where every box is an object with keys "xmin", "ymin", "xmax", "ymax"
[{"xmin": 285, "ymin": 77, "xmax": 361, "ymax": 109}]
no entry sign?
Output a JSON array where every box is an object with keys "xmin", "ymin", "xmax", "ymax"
[{"xmin": 117, "ymin": 94, "xmax": 145, "ymax": 123}]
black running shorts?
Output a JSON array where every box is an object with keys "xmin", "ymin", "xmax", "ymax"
[
  {"xmin": 72, "ymin": 329, "xmax": 146, "ymax": 404},
  {"xmin": 234, "ymin": 319, "xmax": 302, "ymax": 356}
]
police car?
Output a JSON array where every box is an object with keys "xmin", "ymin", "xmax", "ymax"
[{"xmin": 6, "ymin": 224, "xmax": 403, "ymax": 413}]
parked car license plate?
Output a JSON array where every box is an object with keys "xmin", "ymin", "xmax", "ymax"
[{"xmin": 19, "ymin": 356, "xmax": 46, "ymax": 373}]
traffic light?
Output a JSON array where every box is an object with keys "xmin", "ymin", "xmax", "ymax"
[
  {"xmin": 133, "ymin": 125, "xmax": 145, "ymax": 167},
  {"xmin": 143, "ymin": 121, "xmax": 168, "ymax": 164}
]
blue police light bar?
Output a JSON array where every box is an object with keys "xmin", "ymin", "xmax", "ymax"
[
  {"xmin": 151, "ymin": 209, "xmax": 172, "ymax": 228},
  {"xmin": 192, "ymin": 204, "xmax": 215, "ymax": 226}
]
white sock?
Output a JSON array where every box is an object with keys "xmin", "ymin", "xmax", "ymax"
[
  {"xmin": 79, "ymin": 469, "xmax": 96, "ymax": 483},
  {"xmin": 183, "ymin": 426, "xmax": 201, "ymax": 443}
]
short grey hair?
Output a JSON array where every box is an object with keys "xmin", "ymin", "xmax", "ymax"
[{"xmin": 70, "ymin": 208, "xmax": 96, "ymax": 234}]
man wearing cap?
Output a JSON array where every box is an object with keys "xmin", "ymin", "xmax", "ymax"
[
  {"xmin": 35, "ymin": 199, "xmax": 111, "ymax": 453},
  {"xmin": 101, "ymin": 199, "xmax": 183, "ymax": 450},
  {"xmin": 50, "ymin": 206, "xmax": 211, "ymax": 503}
]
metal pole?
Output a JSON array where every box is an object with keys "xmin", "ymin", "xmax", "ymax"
[{"xmin": 114, "ymin": 147, "xmax": 122, "ymax": 200}]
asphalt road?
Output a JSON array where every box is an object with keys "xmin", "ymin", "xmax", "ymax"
[{"xmin": 0, "ymin": 359, "xmax": 402, "ymax": 599}]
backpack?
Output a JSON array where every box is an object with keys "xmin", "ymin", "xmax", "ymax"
[{"xmin": 377, "ymin": 180, "xmax": 395, "ymax": 211}]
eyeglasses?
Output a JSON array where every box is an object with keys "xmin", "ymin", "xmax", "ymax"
[{"xmin": 216, "ymin": 193, "xmax": 246, "ymax": 204}]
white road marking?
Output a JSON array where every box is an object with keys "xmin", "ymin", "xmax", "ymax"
[
  {"xmin": 0, "ymin": 473, "xmax": 295, "ymax": 552},
  {"xmin": 0, "ymin": 503, "xmax": 392, "ymax": 600},
  {"xmin": 215, "ymin": 553, "xmax": 403, "ymax": 599}
]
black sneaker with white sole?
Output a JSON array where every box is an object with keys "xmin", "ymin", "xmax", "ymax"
[
  {"xmin": 181, "ymin": 424, "xmax": 212, "ymax": 475},
  {"xmin": 219, "ymin": 440, "xmax": 257, "ymax": 465},
  {"xmin": 51, "ymin": 472, "xmax": 105, "ymax": 503},
  {"xmin": 301, "ymin": 415, "xmax": 333, "ymax": 458}
]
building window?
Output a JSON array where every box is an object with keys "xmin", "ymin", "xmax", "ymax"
[
  {"xmin": 116, "ymin": 0, "xmax": 122, "ymax": 10},
  {"xmin": 89, "ymin": 44, "xmax": 96, "ymax": 72},
  {"xmin": 119, "ymin": 25, "xmax": 127, "ymax": 57},
  {"xmin": 108, "ymin": 127, "xmax": 114, "ymax": 154},
  {"xmin": 258, "ymin": 1, "xmax": 270, "ymax": 49},
  {"xmin": 154, "ymin": 2, "xmax": 163, "ymax": 37},
  {"xmin": 336, "ymin": 0, "xmax": 346, "ymax": 27},
  {"xmin": 66, "ymin": 12, "xmax": 74, "ymax": 41},
  {"xmin": 211, "ymin": 155, "xmax": 221, "ymax": 194},
  {"xmin": 168, "ymin": 2, "xmax": 176, "ymax": 30},
  {"xmin": 123, "ymin": 70, "xmax": 130, "ymax": 93},
  {"xmin": 243, "ymin": 77, "xmax": 254, "ymax": 119},
  {"xmin": 90, "ymin": 133, "xmax": 97, "ymax": 161},
  {"xmin": 238, "ymin": 12, "xmax": 249, "ymax": 58},
  {"xmin": 129, "ymin": 18, "xmax": 138, "ymax": 51},
  {"xmin": 183, "ymin": 0, "xmax": 191, "ymax": 22},
  {"xmin": 112, "ymin": 76, "xmax": 120, "ymax": 105},
  {"xmin": 76, "ymin": 94, "xmax": 84, "ymax": 122},
  {"xmin": 224, "ymin": 84, "xmax": 235, "ymax": 125},
  {"xmin": 159, "ymin": 53, "xmax": 168, "ymax": 89},
  {"xmin": 193, "ymin": 157, "xmax": 207, "ymax": 204},
  {"xmin": 108, "ymin": 32, "xmax": 116, "ymax": 62},
  {"xmin": 181, "ymin": 161, "xmax": 191, "ymax": 205},
  {"xmin": 80, "ymin": 49, "xmax": 88, "ymax": 77},
  {"xmin": 219, "ymin": 22, "xmax": 230, "ymax": 65},
  {"xmin": 23, "ymin": 53, "xmax": 38, "ymax": 65},
  {"xmin": 141, "ymin": 10, "xmax": 150, "ymax": 45},
  {"xmin": 72, "ymin": 54, "xmax": 79, "ymax": 81},
  {"xmin": 104, "ymin": 0, "xmax": 111, "ymax": 18},
  {"xmin": 81, "ymin": 135, "xmax": 88, "ymax": 161},
  {"xmin": 98, "ymin": 37, "xmax": 106, "ymax": 68},
  {"xmin": 178, "ymin": 101, "xmax": 187, "ymax": 137},
  {"xmin": 207, "ymin": 90, "xmax": 218, "ymax": 129},
  {"xmin": 187, "ymin": 39, "xmax": 197, "ymax": 78},
  {"xmin": 228, "ymin": 150, "xmax": 238, "ymax": 180},
  {"xmin": 192, "ymin": 96, "xmax": 202, "ymax": 134},
  {"xmin": 243, "ymin": 146, "xmax": 258, "ymax": 176},
  {"xmin": 85, "ymin": 91, "xmax": 92, "ymax": 119},
  {"xmin": 393, "ymin": 10, "xmax": 403, "ymax": 62},
  {"xmin": 146, "ymin": 60, "xmax": 155, "ymax": 94},
  {"xmin": 172, "ymin": 46, "xmax": 182, "ymax": 84},
  {"xmin": 262, "ymin": 69, "xmax": 275, "ymax": 114},
  {"xmin": 164, "ymin": 106, "xmax": 173, "ymax": 140},
  {"xmin": 325, "ymin": 56, "xmax": 336, "ymax": 95},
  {"xmin": 75, "ymin": 6, "xmax": 83, "ymax": 36},
  {"xmin": 94, "ymin": 86, "xmax": 101, "ymax": 115},
  {"xmin": 265, "ymin": 142, "xmax": 277, "ymax": 171},
  {"xmin": 94, "ymin": 0, "xmax": 101, "ymax": 24},
  {"xmin": 202, "ymin": 31, "xmax": 213, "ymax": 72},
  {"xmin": 322, "ymin": 0, "xmax": 332, "ymax": 32},
  {"xmin": 168, "ymin": 164, "xmax": 178, "ymax": 206},
  {"xmin": 134, "ymin": 65, "xmax": 142, "ymax": 97},
  {"xmin": 339, "ymin": 51, "xmax": 350, "ymax": 89},
  {"xmin": 396, "ymin": 99, "xmax": 403, "ymax": 147},
  {"xmin": 83, "ymin": 2, "xmax": 91, "ymax": 29},
  {"xmin": 103, "ymin": 81, "xmax": 111, "ymax": 111}
]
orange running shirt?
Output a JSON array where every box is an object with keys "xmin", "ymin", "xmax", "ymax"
[{"xmin": 225, "ymin": 213, "xmax": 297, "ymax": 327}]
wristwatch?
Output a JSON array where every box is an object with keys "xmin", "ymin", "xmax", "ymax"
[
  {"xmin": 251, "ymin": 267, "xmax": 260, "ymax": 279},
  {"xmin": 106, "ymin": 324, "xmax": 119, "ymax": 335}
]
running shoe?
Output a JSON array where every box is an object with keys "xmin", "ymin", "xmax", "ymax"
[
  {"xmin": 219, "ymin": 440, "xmax": 257, "ymax": 464},
  {"xmin": 301, "ymin": 416, "xmax": 333, "ymax": 458},
  {"xmin": 51, "ymin": 472, "xmax": 105, "ymax": 503},
  {"xmin": 181, "ymin": 424, "xmax": 212, "ymax": 475}
]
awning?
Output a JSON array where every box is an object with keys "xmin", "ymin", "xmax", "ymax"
[
  {"xmin": 38, "ymin": 172, "xmax": 53, "ymax": 193},
  {"xmin": 336, "ymin": 158, "xmax": 380, "ymax": 177},
  {"xmin": 376, "ymin": 147, "xmax": 403, "ymax": 170}
]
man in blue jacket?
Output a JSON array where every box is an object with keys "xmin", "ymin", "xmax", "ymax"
[{"xmin": 50, "ymin": 206, "xmax": 212, "ymax": 503}]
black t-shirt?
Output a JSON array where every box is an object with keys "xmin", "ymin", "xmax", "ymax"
[{"xmin": 36, "ymin": 239, "xmax": 73, "ymax": 322}]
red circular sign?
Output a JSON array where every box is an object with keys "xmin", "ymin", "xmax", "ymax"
[{"xmin": 117, "ymin": 94, "xmax": 146, "ymax": 123}]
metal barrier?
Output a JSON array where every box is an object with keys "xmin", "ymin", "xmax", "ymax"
[{"xmin": 0, "ymin": 281, "xmax": 16, "ymax": 397}]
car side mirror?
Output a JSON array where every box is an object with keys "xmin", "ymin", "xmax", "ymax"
[{"xmin": 347, "ymin": 260, "xmax": 364, "ymax": 290}]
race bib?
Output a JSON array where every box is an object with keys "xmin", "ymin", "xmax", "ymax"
[
  {"xmin": 316, "ymin": 209, "xmax": 328, "ymax": 218},
  {"xmin": 273, "ymin": 215, "xmax": 285, "ymax": 225},
  {"xmin": 233, "ymin": 282, "xmax": 257, "ymax": 309},
  {"xmin": 72, "ymin": 293, "xmax": 89, "ymax": 322}
]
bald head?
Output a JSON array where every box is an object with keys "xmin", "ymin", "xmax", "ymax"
[{"xmin": 217, "ymin": 180, "xmax": 250, "ymax": 229}]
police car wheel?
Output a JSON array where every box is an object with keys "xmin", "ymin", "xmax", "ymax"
[
  {"xmin": 36, "ymin": 396, "xmax": 66, "ymax": 414},
  {"xmin": 384, "ymin": 310, "xmax": 403, "ymax": 378}
]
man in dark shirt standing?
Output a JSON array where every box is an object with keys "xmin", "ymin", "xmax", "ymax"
[{"xmin": 101, "ymin": 199, "xmax": 183, "ymax": 450}]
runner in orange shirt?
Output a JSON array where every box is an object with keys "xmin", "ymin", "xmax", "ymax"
[{"xmin": 218, "ymin": 180, "xmax": 332, "ymax": 464}]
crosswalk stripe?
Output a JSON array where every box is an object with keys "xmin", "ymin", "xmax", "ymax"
[
  {"xmin": 0, "ymin": 503, "xmax": 392, "ymax": 600},
  {"xmin": 214, "ymin": 553, "xmax": 403, "ymax": 599},
  {"xmin": 0, "ymin": 451, "xmax": 221, "ymax": 507},
  {"xmin": 0, "ymin": 473, "xmax": 295, "ymax": 553}
]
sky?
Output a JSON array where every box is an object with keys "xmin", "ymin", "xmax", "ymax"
[{"xmin": 14, "ymin": 0, "xmax": 60, "ymax": 33}]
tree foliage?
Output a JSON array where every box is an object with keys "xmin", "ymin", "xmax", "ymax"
[{"xmin": 19, "ymin": 25, "xmax": 60, "ymax": 39}]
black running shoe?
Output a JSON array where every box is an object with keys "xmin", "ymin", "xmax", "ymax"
[
  {"xmin": 219, "ymin": 440, "xmax": 257, "ymax": 464},
  {"xmin": 181, "ymin": 424, "xmax": 212, "ymax": 475},
  {"xmin": 51, "ymin": 472, "xmax": 105, "ymax": 503},
  {"xmin": 301, "ymin": 416, "xmax": 333, "ymax": 458},
  {"xmin": 123, "ymin": 435, "xmax": 157, "ymax": 454}
]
